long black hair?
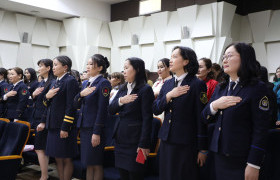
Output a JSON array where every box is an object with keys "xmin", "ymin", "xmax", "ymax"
[
  {"xmin": 37, "ymin": 59, "xmax": 55, "ymax": 88},
  {"xmin": 25, "ymin": 68, "xmax": 37, "ymax": 84},
  {"xmin": 0, "ymin": 68, "xmax": 8, "ymax": 81},
  {"xmin": 220, "ymin": 43, "xmax": 260, "ymax": 89},
  {"xmin": 91, "ymin": 54, "xmax": 110, "ymax": 75},
  {"xmin": 122, "ymin": 57, "xmax": 147, "ymax": 91},
  {"xmin": 172, "ymin": 46, "xmax": 199, "ymax": 77}
]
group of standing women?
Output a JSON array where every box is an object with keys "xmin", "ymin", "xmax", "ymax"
[{"xmin": 0, "ymin": 42, "xmax": 271, "ymax": 180}]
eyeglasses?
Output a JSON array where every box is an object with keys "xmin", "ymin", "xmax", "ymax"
[
  {"xmin": 222, "ymin": 53, "xmax": 238, "ymax": 60},
  {"xmin": 222, "ymin": 54, "xmax": 233, "ymax": 60}
]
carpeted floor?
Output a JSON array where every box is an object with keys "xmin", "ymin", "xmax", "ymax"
[{"xmin": 16, "ymin": 163, "xmax": 80, "ymax": 180}]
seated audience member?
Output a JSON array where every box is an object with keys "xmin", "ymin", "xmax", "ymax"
[{"xmin": 273, "ymin": 66, "xmax": 280, "ymax": 125}]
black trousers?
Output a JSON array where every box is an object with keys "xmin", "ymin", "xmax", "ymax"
[{"xmin": 119, "ymin": 168, "xmax": 144, "ymax": 180}]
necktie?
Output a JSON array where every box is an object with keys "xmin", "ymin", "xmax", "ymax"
[
  {"xmin": 54, "ymin": 80, "xmax": 60, "ymax": 88},
  {"xmin": 41, "ymin": 80, "xmax": 45, "ymax": 87},
  {"xmin": 227, "ymin": 82, "xmax": 236, "ymax": 96},
  {"xmin": 10, "ymin": 85, "xmax": 14, "ymax": 91},
  {"xmin": 174, "ymin": 79, "xmax": 179, "ymax": 87},
  {"xmin": 86, "ymin": 81, "xmax": 91, "ymax": 87}
]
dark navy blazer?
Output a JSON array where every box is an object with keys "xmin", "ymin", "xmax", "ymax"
[
  {"xmin": 201, "ymin": 81, "xmax": 270, "ymax": 166},
  {"xmin": 43, "ymin": 73, "xmax": 79, "ymax": 131},
  {"xmin": 0, "ymin": 81, "xmax": 9, "ymax": 116},
  {"xmin": 153, "ymin": 74, "xmax": 208, "ymax": 150},
  {"xmin": 3, "ymin": 81, "xmax": 30, "ymax": 121},
  {"xmin": 109, "ymin": 83, "xmax": 155, "ymax": 149},
  {"xmin": 32, "ymin": 79, "xmax": 54, "ymax": 123},
  {"xmin": 74, "ymin": 76, "xmax": 111, "ymax": 135}
]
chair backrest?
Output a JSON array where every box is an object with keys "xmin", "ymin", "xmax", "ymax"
[
  {"xmin": 151, "ymin": 117, "xmax": 162, "ymax": 153},
  {"xmin": 0, "ymin": 118, "xmax": 9, "ymax": 141},
  {"xmin": 0, "ymin": 121, "xmax": 30, "ymax": 156}
]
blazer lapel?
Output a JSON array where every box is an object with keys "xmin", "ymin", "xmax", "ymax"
[{"xmin": 232, "ymin": 83, "xmax": 243, "ymax": 96}]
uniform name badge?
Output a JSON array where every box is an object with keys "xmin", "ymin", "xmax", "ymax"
[
  {"xmin": 102, "ymin": 87, "xmax": 109, "ymax": 97},
  {"xmin": 259, "ymin": 96, "xmax": 269, "ymax": 111},
  {"xmin": 200, "ymin": 92, "xmax": 208, "ymax": 104}
]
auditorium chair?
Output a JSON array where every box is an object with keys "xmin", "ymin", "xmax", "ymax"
[
  {"xmin": 0, "ymin": 120, "xmax": 31, "ymax": 180},
  {"xmin": 0, "ymin": 118, "xmax": 10, "ymax": 139}
]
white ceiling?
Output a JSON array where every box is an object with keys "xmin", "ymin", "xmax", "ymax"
[{"xmin": 0, "ymin": 0, "xmax": 128, "ymax": 21}]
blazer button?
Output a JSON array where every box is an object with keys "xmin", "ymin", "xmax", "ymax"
[
  {"xmin": 219, "ymin": 127, "xmax": 221, "ymax": 131},
  {"xmin": 170, "ymin": 109, "xmax": 172, "ymax": 113},
  {"xmin": 169, "ymin": 120, "xmax": 171, "ymax": 123},
  {"xmin": 207, "ymin": 115, "xmax": 210, "ymax": 119},
  {"xmin": 220, "ymin": 111, "xmax": 223, "ymax": 115},
  {"xmin": 170, "ymin": 100, "xmax": 172, "ymax": 103}
]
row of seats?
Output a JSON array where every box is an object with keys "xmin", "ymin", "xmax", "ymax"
[
  {"xmin": 22, "ymin": 115, "xmax": 161, "ymax": 180},
  {"xmin": 0, "ymin": 118, "xmax": 31, "ymax": 180},
  {"xmin": 2, "ymin": 116, "xmax": 280, "ymax": 180}
]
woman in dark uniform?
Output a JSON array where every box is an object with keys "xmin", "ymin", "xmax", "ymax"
[
  {"xmin": 109, "ymin": 57, "xmax": 154, "ymax": 180},
  {"xmin": 201, "ymin": 43, "xmax": 270, "ymax": 180},
  {"xmin": 25, "ymin": 68, "xmax": 39, "ymax": 95},
  {"xmin": 153, "ymin": 46, "xmax": 208, "ymax": 180},
  {"xmin": 25, "ymin": 68, "xmax": 39, "ymax": 124},
  {"xmin": 33, "ymin": 59, "xmax": 55, "ymax": 180},
  {"xmin": 2, "ymin": 67, "xmax": 30, "ymax": 121},
  {"xmin": 74, "ymin": 54, "xmax": 111, "ymax": 180},
  {"xmin": 43, "ymin": 56, "xmax": 79, "ymax": 180},
  {"xmin": 0, "ymin": 68, "xmax": 9, "ymax": 117}
]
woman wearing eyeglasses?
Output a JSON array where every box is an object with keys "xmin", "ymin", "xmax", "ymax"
[{"xmin": 201, "ymin": 43, "xmax": 270, "ymax": 180}]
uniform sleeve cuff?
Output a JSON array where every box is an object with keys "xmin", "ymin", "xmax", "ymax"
[
  {"xmin": 210, "ymin": 102, "xmax": 218, "ymax": 115},
  {"xmin": 118, "ymin": 98, "xmax": 124, "ymax": 106},
  {"xmin": 247, "ymin": 163, "xmax": 260, "ymax": 170}
]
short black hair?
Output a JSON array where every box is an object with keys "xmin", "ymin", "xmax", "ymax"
[{"xmin": 172, "ymin": 46, "xmax": 199, "ymax": 77}]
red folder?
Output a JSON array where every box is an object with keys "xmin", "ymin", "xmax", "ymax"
[{"xmin": 136, "ymin": 149, "xmax": 146, "ymax": 164}]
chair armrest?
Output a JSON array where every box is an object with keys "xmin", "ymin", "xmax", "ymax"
[
  {"xmin": 148, "ymin": 153, "xmax": 157, "ymax": 158},
  {"xmin": 104, "ymin": 146, "xmax": 115, "ymax": 151},
  {"xmin": 0, "ymin": 155, "xmax": 22, "ymax": 160}
]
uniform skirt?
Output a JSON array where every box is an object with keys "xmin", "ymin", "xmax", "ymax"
[
  {"xmin": 80, "ymin": 128, "xmax": 104, "ymax": 166},
  {"xmin": 46, "ymin": 128, "xmax": 78, "ymax": 158},
  {"xmin": 159, "ymin": 141, "xmax": 198, "ymax": 180},
  {"xmin": 33, "ymin": 120, "xmax": 48, "ymax": 150},
  {"xmin": 214, "ymin": 153, "xmax": 247, "ymax": 180},
  {"xmin": 115, "ymin": 143, "xmax": 147, "ymax": 172}
]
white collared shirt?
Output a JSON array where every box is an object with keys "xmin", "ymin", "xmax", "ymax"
[
  {"xmin": 88, "ymin": 74, "xmax": 102, "ymax": 87},
  {"xmin": 127, "ymin": 82, "xmax": 136, "ymax": 95},
  {"xmin": 228, "ymin": 78, "xmax": 239, "ymax": 91},
  {"xmin": 13, "ymin": 80, "xmax": 23, "ymax": 87},
  {"xmin": 174, "ymin": 73, "xmax": 188, "ymax": 87},
  {"xmin": 118, "ymin": 82, "xmax": 136, "ymax": 106},
  {"xmin": 57, "ymin": 72, "xmax": 68, "ymax": 81}
]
